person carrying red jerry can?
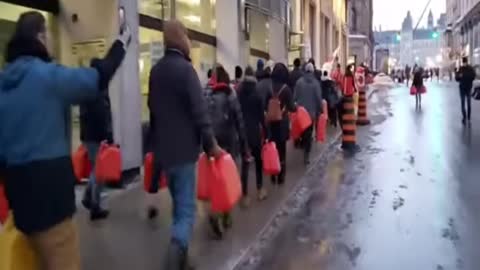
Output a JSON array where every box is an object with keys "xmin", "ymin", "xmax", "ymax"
[
  {"xmin": 204, "ymin": 65, "xmax": 249, "ymax": 240},
  {"xmin": 294, "ymin": 63, "xmax": 322, "ymax": 165}
]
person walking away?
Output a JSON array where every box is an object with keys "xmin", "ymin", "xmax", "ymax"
[
  {"xmin": 265, "ymin": 63, "xmax": 297, "ymax": 185},
  {"xmin": 332, "ymin": 63, "xmax": 344, "ymax": 91},
  {"xmin": 412, "ymin": 67, "xmax": 424, "ymax": 108},
  {"xmin": 456, "ymin": 57, "xmax": 477, "ymax": 125},
  {"xmin": 0, "ymin": 11, "xmax": 129, "ymax": 270},
  {"xmin": 80, "ymin": 60, "xmax": 118, "ymax": 221},
  {"xmin": 289, "ymin": 58, "xmax": 303, "ymax": 90},
  {"xmin": 238, "ymin": 66, "xmax": 268, "ymax": 207},
  {"xmin": 255, "ymin": 59, "xmax": 265, "ymax": 79},
  {"xmin": 148, "ymin": 20, "xmax": 222, "ymax": 270},
  {"xmin": 206, "ymin": 65, "xmax": 249, "ymax": 238},
  {"xmin": 294, "ymin": 63, "xmax": 322, "ymax": 165},
  {"xmin": 341, "ymin": 65, "xmax": 356, "ymax": 129},
  {"xmin": 405, "ymin": 65, "xmax": 412, "ymax": 86},
  {"xmin": 256, "ymin": 64, "xmax": 273, "ymax": 108},
  {"xmin": 321, "ymin": 69, "xmax": 339, "ymax": 127},
  {"xmin": 233, "ymin": 65, "xmax": 243, "ymax": 90}
]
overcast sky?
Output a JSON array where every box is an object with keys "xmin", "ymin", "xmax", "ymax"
[{"xmin": 373, "ymin": 0, "xmax": 446, "ymax": 31}]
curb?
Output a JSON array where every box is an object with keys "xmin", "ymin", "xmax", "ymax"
[{"xmin": 229, "ymin": 86, "xmax": 379, "ymax": 270}]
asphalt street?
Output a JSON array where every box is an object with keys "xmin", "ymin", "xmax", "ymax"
[{"xmin": 237, "ymin": 81, "xmax": 480, "ymax": 270}]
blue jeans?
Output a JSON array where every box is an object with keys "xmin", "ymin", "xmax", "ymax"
[
  {"xmin": 84, "ymin": 142, "xmax": 103, "ymax": 208},
  {"xmin": 166, "ymin": 163, "xmax": 196, "ymax": 249}
]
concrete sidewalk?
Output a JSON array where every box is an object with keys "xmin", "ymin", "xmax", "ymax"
[{"xmin": 75, "ymin": 127, "xmax": 340, "ymax": 270}]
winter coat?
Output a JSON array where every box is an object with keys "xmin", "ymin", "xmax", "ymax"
[
  {"xmin": 294, "ymin": 73, "xmax": 322, "ymax": 120},
  {"xmin": 208, "ymin": 83, "xmax": 248, "ymax": 156},
  {"xmin": 0, "ymin": 37, "xmax": 125, "ymax": 234},
  {"xmin": 289, "ymin": 67, "xmax": 303, "ymax": 89},
  {"xmin": 256, "ymin": 70, "xmax": 273, "ymax": 108},
  {"xmin": 343, "ymin": 75, "xmax": 356, "ymax": 96},
  {"xmin": 321, "ymin": 79, "xmax": 339, "ymax": 109},
  {"xmin": 237, "ymin": 76, "xmax": 266, "ymax": 149},
  {"xmin": 148, "ymin": 49, "xmax": 216, "ymax": 170},
  {"xmin": 79, "ymin": 89, "xmax": 113, "ymax": 143},
  {"xmin": 412, "ymin": 70, "xmax": 424, "ymax": 88},
  {"xmin": 265, "ymin": 82, "xmax": 296, "ymax": 142},
  {"xmin": 456, "ymin": 65, "xmax": 476, "ymax": 91}
]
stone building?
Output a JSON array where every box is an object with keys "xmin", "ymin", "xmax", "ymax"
[{"xmin": 347, "ymin": 0, "xmax": 373, "ymax": 66}]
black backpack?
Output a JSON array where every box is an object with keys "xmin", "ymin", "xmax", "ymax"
[{"xmin": 207, "ymin": 91, "xmax": 234, "ymax": 138}]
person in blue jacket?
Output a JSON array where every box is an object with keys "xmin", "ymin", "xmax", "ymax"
[{"xmin": 0, "ymin": 11, "xmax": 130, "ymax": 270}]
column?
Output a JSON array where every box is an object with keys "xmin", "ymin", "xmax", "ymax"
[
  {"xmin": 111, "ymin": 0, "xmax": 143, "ymax": 171},
  {"xmin": 216, "ymin": 0, "xmax": 245, "ymax": 76},
  {"xmin": 268, "ymin": 18, "xmax": 287, "ymax": 64}
]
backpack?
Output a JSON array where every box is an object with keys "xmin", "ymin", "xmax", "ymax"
[
  {"xmin": 207, "ymin": 91, "xmax": 233, "ymax": 137},
  {"xmin": 266, "ymin": 85, "xmax": 287, "ymax": 122}
]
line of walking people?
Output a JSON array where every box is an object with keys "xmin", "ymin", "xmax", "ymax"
[{"xmin": 0, "ymin": 14, "xmax": 353, "ymax": 270}]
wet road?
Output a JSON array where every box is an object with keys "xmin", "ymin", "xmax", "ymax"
[{"xmin": 238, "ymin": 81, "xmax": 480, "ymax": 270}]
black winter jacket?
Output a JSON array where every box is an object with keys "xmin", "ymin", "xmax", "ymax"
[
  {"xmin": 289, "ymin": 67, "xmax": 303, "ymax": 89},
  {"xmin": 238, "ymin": 76, "xmax": 266, "ymax": 149},
  {"xmin": 456, "ymin": 65, "xmax": 476, "ymax": 91},
  {"xmin": 209, "ymin": 83, "xmax": 248, "ymax": 156},
  {"xmin": 79, "ymin": 90, "xmax": 113, "ymax": 143},
  {"xmin": 148, "ymin": 49, "xmax": 215, "ymax": 169},
  {"xmin": 265, "ymin": 82, "xmax": 296, "ymax": 142}
]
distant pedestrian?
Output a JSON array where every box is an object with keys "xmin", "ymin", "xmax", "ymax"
[
  {"xmin": 405, "ymin": 65, "xmax": 411, "ymax": 86},
  {"xmin": 148, "ymin": 20, "xmax": 222, "ymax": 269},
  {"xmin": 256, "ymin": 64, "xmax": 273, "ymax": 108},
  {"xmin": 455, "ymin": 57, "xmax": 477, "ymax": 125},
  {"xmin": 237, "ymin": 66, "xmax": 268, "ymax": 206},
  {"xmin": 412, "ymin": 67, "xmax": 425, "ymax": 108},
  {"xmin": 289, "ymin": 58, "xmax": 303, "ymax": 90},
  {"xmin": 0, "ymin": 11, "xmax": 129, "ymax": 270},
  {"xmin": 321, "ymin": 69, "xmax": 339, "ymax": 127},
  {"xmin": 265, "ymin": 63, "xmax": 297, "ymax": 185},
  {"xmin": 206, "ymin": 65, "xmax": 249, "ymax": 239},
  {"xmin": 294, "ymin": 63, "xmax": 322, "ymax": 165},
  {"xmin": 255, "ymin": 59, "xmax": 265, "ymax": 79},
  {"xmin": 234, "ymin": 65, "xmax": 243, "ymax": 90}
]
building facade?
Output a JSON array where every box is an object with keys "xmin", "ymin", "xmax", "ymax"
[
  {"xmin": 374, "ymin": 11, "xmax": 443, "ymax": 71},
  {"xmin": 289, "ymin": 0, "xmax": 349, "ymax": 68},
  {"xmin": 0, "ymin": 0, "xmax": 350, "ymax": 173},
  {"xmin": 446, "ymin": 0, "xmax": 480, "ymax": 69},
  {"xmin": 347, "ymin": 0, "xmax": 373, "ymax": 67}
]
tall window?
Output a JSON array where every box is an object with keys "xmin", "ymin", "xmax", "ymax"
[
  {"xmin": 350, "ymin": 7, "xmax": 357, "ymax": 32},
  {"xmin": 176, "ymin": 0, "xmax": 216, "ymax": 35}
]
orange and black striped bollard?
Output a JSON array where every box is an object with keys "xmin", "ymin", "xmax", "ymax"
[
  {"xmin": 356, "ymin": 88, "xmax": 370, "ymax": 125},
  {"xmin": 342, "ymin": 95, "xmax": 357, "ymax": 150}
]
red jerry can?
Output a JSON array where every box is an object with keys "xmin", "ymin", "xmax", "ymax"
[
  {"xmin": 290, "ymin": 106, "xmax": 312, "ymax": 140},
  {"xmin": 316, "ymin": 113, "xmax": 328, "ymax": 143},
  {"xmin": 262, "ymin": 142, "xmax": 281, "ymax": 176},
  {"xmin": 143, "ymin": 152, "xmax": 167, "ymax": 192},
  {"xmin": 72, "ymin": 144, "xmax": 91, "ymax": 183},
  {"xmin": 95, "ymin": 142, "xmax": 122, "ymax": 183},
  {"xmin": 410, "ymin": 86, "xmax": 417, "ymax": 95},
  {"xmin": 197, "ymin": 153, "xmax": 212, "ymax": 201},
  {"xmin": 209, "ymin": 153, "xmax": 242, "ymax": 213},
  {"xmin": 322, "ymin": 100, "xmax": 328, "ymax": 121},
  {"xmin": 0, "ymin": 183, "xmax": 8, "ymax": 224}
]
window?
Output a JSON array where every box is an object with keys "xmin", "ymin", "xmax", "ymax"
[
  {"xmin": 350, "ymin": 8, "xmax": 357, "ymax": 32},
  {"xmin": 138, "ymin": 27, "xmax": 215, "ymax": 122},
  {"xmin": 176, "ymin": 0, "xmax": 216, "ymax": 35},
  {"xmin": 249, "ymin": 10, "xmax": 269, "ymax": 53},
  {"xmin": 139, "ymin": 0, "xmax": 171, "ymax": 20},
  {"xmin": 139, "ymin": 27, "xmax": 164, "ymax": 122}
]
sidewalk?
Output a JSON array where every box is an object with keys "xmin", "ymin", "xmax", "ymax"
[{"xmin": 76, "ymin": 127, "xmax": 340, "ymax": 270}]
